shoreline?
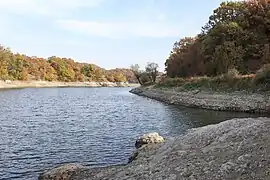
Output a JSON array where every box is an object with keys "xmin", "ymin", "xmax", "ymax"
[
  {"xmin": 0, "ymin": 80, "xmax": 139, "ymax": 89},
  {"xmin": 39, "ymin": 117, "xmax": 270, "ymax": 180},
  {"xmin": 129, "ymin": 86, "xmax": 270, "ymax": 114}
]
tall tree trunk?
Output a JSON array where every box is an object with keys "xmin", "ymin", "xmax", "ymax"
[{"xmin": 135, "ymin": 74, "xmax": 143, "ymax": 85}]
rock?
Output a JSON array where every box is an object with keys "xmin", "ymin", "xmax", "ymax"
[
  {"xmin": 128, "ymin": 132, "xmax": 164, "ymax": 163},
  {"xmin": 38, "ymin": 163, "xmax": 84, "ymax": 180},
  {"xmin": 40, "ymin": 117, "xmax": 270, "ymax": 180},
  {"xmin": 128, "ymin": 151, "xmax": 139, "ymax": 163},
  {"xmin": 135, "ymin": 132, "xmax": 165, "ymax": 149},
  {"xmin": 129, "ymin": 87, "xmax": 143, "ymax": 94}
]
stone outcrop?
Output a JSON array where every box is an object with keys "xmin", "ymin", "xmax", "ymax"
[
  {"xmin": 135, "ymin": 132, "xmax": 165, "ymax": 149},
  {"xmin": 39, "ymin": 117, "xmax": 270, "ymax": 180},
  {"xmin": 130, "ymin": 86, "xmax": 270, "ymax": 114},
  {"xmin": 128, "ymin": 132, "xmax": 164, "ymax": 163}
]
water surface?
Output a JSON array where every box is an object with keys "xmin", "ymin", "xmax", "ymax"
[{"xmin": 0, "ymin": 87, "xmax": 258, "ymax": 179}]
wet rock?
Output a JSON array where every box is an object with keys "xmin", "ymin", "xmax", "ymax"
[
  {"xmin": 128, "ymin": 151, "xmax": 139, "ymax": 163},
  {"xmin": 135, "ymin": 132, "xmax": 165, "ymax": 149},
  {"xmin": 129, "ymin": 87, "xmax": 143, "ymax": 94}
]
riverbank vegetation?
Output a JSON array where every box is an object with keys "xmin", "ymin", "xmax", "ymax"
[
  {"xmin": 157, "ymin": 66, "xmax": 269, "ymax": 92},
  {"xmin": 0, "ymin": 46, "xmax": 137, "ymax": 83},
  {"xmin": 151, "ymin": 0, "xmax": 270, "ymax": 92}
]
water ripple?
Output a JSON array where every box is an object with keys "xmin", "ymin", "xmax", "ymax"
[{"xmin": 0, "ymin": 87, "xmax": 258, "ymax": 180}]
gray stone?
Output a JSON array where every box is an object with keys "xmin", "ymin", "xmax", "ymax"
[{"xmin": 135, "ymin": 132, "xmax": 165, "ymax": 149}]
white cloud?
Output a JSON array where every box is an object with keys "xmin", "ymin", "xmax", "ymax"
[
  {"xmin": 56, "ymin": 20, "xmax": 184, "ymax": 38},
  {"xmin": 0, "ymin": 0, "xmax": 103, "ymax": 15}
]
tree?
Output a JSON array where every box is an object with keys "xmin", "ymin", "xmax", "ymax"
[
  {"xmin": 7, "ymin": 54, "xmax": 29, "ymax": 80},
  {"xmin": 48, "ymin": 56, "xmax": 76, "ymax": 82},
  {"xmin": 165, "ymin": 37, "xmax": 204, "ymax": 78},
  {"xmin": 140, "ymin": 72, "xmax": 151, "ymax": 85},
  {"xmin": 113, "ymin": 72, "xmax": 127, "ymax": 82},
  {"xmin": 107, "ymin": 68, "xmax": 137, "ymax": 83},
  {"xmin": 165, "ymin": 0, "xmax": 270, "ymax": 78},
  {"xmin": 0, "ymin": 44, "xmax": 137, "ymax": 82},
  {"xmin": 0, "ymin": 46, "xmax": 10, "ymax": 80},
  {"xmin": 145, "ymin": 62, "xmax": 159, "ymax": 83},
  {"xmin": 130, "ymin": 64, "xmax": 143, "ymax": 85}
]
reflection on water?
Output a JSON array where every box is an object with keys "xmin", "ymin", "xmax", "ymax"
[{"xmin": 0, "ymin": 87, "xmax": 258, "ymax": 179}]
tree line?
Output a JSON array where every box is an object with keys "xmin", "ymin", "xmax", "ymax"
[
  {"xmin": 165, "ymin": 0, "xmax": 270, "ymax": 78},
  {"xmin": 0, "ymin": 45, "xmax": 136, "ymax": 82}
]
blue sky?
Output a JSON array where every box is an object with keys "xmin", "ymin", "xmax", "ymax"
[{"xmin": 0, "ymin": 0, "xmax": 230, "ymax": 72}]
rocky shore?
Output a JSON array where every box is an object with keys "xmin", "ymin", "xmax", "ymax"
[
  {"xmin": 129, "ymin": 86, "xmax": 270, "ymax": 114},
  {"xmin": 0, "ymin": 80, "xmax": 136, "ymax": 89},
  {"xmin": 39, "ymin": 117, "xmax": 270, "ymax": 180}
]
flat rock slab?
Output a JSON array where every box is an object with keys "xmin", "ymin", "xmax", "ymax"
[{"xmin": 39, "ymin": 117, "xmax": 270, "ymax": 180}]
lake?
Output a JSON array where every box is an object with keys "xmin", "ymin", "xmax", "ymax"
[{"xmin": 0, "ymin": 87, "xmax": 257, "ymax": 180}]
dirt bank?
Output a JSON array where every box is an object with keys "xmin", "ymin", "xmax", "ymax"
[{"xmin": 129, "ymin": 86, "xmax": 270, "ymax": 114}]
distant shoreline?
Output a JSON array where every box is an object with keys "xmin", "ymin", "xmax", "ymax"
[{"xmin": 0, "ymin": 80, "xmax": 139, "ymax": 89}]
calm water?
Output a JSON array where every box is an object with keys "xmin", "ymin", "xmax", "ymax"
[{"xmin": 0, "ymin": 87, "xmax": 258, "ymax": 180}]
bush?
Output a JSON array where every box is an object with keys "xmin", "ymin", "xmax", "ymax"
[
  {"xmin": 155, "ymin": 68, "xmax": 269, "ymax": 92},
  {"xmin": 140, "ymin": 73, "xmax": 151, "ymax": 85},
  {"xmin": 252, "ymin": 64, "xmax": 270, "ymax": 86},
  {"xmin": 157, "ymin": 77, "xmax": 186, "ymax": 87},
  {"xmin": 226, "ymin": 68, "xmax": 239, "ymax": 79}
]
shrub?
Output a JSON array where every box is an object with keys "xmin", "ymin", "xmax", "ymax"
[
  {"xmin": 252, "ymin": 64, "xmax": 270, "ymax": 86},
  {"xmin": 140, "ymin": 73, "xmax": 151, "ymax": 85},
  {"xmin": 226, "ymin": 68, "xmax": 239, "ymax": 79},
  {"xmin": 157, "ymin": 77, "xmax": 186, "ymax": 87}
]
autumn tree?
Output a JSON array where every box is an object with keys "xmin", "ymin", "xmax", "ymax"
[
  {"xmin": 8, "ymin": 54, "xmax": 28, "ymax": 80},
  {"xmin": 165, "ymin": 37, "xmax": 204, "ymax": 77},
  {"xmin": 107, "ymin": 68, "xmax": 137, "ymax": 83},
  {"xmin": 165, "ymin": 0, "xmax": 270, "ymax": 78},
  {"xmin": 201, "ymin": 0, "xmax": 270, "ymax": 75},
  {"xmin": 113, "ymin": 72, "xmax": 127, "ymax": 82},
  {"xmin": 0, "ymin": 46, "xmax": 10, "ymax": 80},
  {"xmin": 48, "ymin": 56, "xmax": 76, "ymax": 82}
]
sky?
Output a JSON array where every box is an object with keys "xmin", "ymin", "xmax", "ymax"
[{"xmin": 0, "ymin": 0, "xmax": 230, "ymax": 72}]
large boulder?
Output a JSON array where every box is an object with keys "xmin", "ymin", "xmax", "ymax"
[
  {"xmin": 135, "ymin": 132, "xmax": 165, "ymax": 149},
  {"xmin": 129, "ymin": 87, "xmax": 143, "ymax": 94},
  {"xmin": 38, "ymin": 163, "xmax": 84, "ymax": 180}
]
